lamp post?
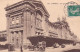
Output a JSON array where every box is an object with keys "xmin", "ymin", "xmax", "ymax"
[{"xmin": 20, "ymin": 31, "xmax": 23, "ymax": 52}]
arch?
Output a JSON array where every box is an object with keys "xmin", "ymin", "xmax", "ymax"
[{"xmin": 36, "ymin": 10, "xmax": 43, "ymax": 17}]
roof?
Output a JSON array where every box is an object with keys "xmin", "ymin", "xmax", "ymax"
[{"xmin": 5, "ymin": 0, "xmax": 50, "ymax": 16}]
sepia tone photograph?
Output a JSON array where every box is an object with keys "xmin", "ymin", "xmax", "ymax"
[{"xmin": 0, "ymin": 0, "xmax": 80, "ymax": 52}]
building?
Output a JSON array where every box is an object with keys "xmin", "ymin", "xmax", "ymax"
[
  {"xmin": 0, "ymin": 30, "xmax": 7, "ymax": 41},
  {"xmin": 5, "ymin": 0, "xmax": 50, "ymax": 48},
  {"xmin": 0, "ymin": 30, "xmax": 7, "ymax": 45},
  {"xmin": 0, "ymin": 30, "xmax": 7, "ymax": 39},
  {"xmin": 0, "ymin": 0, "xmax": 77, "ymax": 49}
]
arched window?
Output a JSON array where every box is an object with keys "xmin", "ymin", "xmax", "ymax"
[
  {"xmin": 36, "ymin": 10, "xmax": 43, "ymax": 29},
  {"xmin": 16, "ymin": 16, "xmax": 19, "ymax": 24},
  {"xmin": 12, "ymin": 17, "xmax": 15, "ymax": 25},
  {"xmin": 36, "ymin": 10, "xmax": 42, "ymax": 19},
  {"xmin": 21, "ymin": 16, "xmax": 24, "ymax": 24},
  {"xmin": 12, "ymin": 37, "xmax": 14, "ymax": 43}
]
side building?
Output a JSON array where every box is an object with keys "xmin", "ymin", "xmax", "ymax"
[{"xmin": 0, "ymin": 30, "xmax": 7, "ymax": 45}]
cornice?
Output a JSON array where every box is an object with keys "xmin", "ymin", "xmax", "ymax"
[
  {"xmin": 5, "ymin": 0, "xmax": 36, "ymax": 11},
  {"xmin": 5, "ymin": 0, "xmax": 49, "ymax": 17},
  {"xmin": 33, "ymin": 1, "xmax": 50, "ymax": 17}
]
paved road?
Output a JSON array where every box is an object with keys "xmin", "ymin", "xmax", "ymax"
[
  {"xmin": 63, "ymin": 49, "xmax": 80, "ymax": 52},
  {"xmin": 0, "ymin": 44, "xmax": 80, "ymax": 52},
  {"xmin": 45, "ymin": 44, "xmax": 80, "ymax": 52}
]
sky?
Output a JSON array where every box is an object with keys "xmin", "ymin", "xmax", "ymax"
[{"xmin": 0, "ymin": 0, "xmax": 80, "ymax": 39}]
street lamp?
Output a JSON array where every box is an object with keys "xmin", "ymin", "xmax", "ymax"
[{"xmin": 20, "ymin": 30, "xmax": 23, "ymax": 52}]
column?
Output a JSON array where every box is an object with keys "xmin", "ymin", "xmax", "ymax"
[
  {"xmin": 18, "ymin": 31, "xmax": 22, "ymax": 48},
  {"xmin": 14, "ymin": 31, "xmax": 16, "ymax": 47},
  {"xmin": 23, "ymin": 10, "xmax": 31, "ymax": 46},
  {"xmin": 42, "ymin": 15, "xmax": 46, "ymax": 36},
  {"xmin": 57, "ymin": 28, "xmax": 59, "ymax": 38},
  {"xmin": 6, "ymin": 14, "xmax": 10, "ymax": 44},
  {"xmin": 10, "ymin": 32, "xmax": 14, "ymax": 44},
  {"xmin": 16, "ymin": 31, "xmax": 19, "ymax": 48},
  {"xmin": 57, "ymin": 28, "xmax": 62, "ymax": 38},
  {"xmin": 43, "ymin": 15, "xmax": 49, "ymax": 36},
  {"xmin": 31, "ymin": 13, "xmax": 36, "ymax": 36},
  {"xmin": 26, "ymin": 11, "xmax": 31, "ymax": 37},
  {"xmin": 10, "ymin": 32, "xmax": 12, "ymax": 44},
  {"xmin": 23, "ymin": 10, "xmax": 27, "ymax": 46}
]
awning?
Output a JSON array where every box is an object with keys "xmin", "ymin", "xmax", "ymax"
[{"xmin": 27, "ymin": 36, "xmax": 74, "ymax": 47}]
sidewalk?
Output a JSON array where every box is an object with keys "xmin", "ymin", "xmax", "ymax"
[
  {"xmin": 0, "ymin": 49, "xmax": 8, "ymax": 52},
  {"xmin": 15, "ymin": 49, "xmax": 34, "ymax": 52}
]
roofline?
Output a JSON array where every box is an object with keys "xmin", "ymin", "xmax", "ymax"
[
  {"xmin": 40, "ymin": 1, "xmax": 50, "ymax": 16},
  {"xmin": 5, "ymin": 0, "xmax": 50, "ymax": 16}
]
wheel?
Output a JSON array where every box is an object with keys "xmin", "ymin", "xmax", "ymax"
[
  {"xmin": 61, "ymin": 44, "xmax": 65, "ymax": 48},
  {"xmin": 38, "ymin": 41, "xmax": 46, "ymax": 51},
  {"xmin": 33, "ymin": 46, "xmax": 38, "ymax": 51},
  {"xmin": 73, "ymin": 43, "xmax": 76, "ymax": 46},
  {"xmin": 53, "ymin": 43, "xmax": 59, "ymax": 48}
]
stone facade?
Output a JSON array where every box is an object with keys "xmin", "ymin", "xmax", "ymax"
[
  {"xmin": 5, "ymin": 0, "xmax": 49, "ymax": 48},
  {"xmin": 3, "ymin": 0, "xmax": 77, "ymax": 48}
]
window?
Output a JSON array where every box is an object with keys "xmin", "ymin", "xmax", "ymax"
[
  {"xmin": 36, "ymin": 12, "xmax": 42, "ymax": 29},
  {"xmin": 11, "ymin": 15, "xmax": 21, "ymax": 25},
  {"xmin": 16, "ymin": 17, "xmax": 19, "ymax": 24},
  {"xmin": 36, "ymin": 19, "xmax": 39, "ymax": 27},
  {"xmin": 35, "ymin": 32, "xmax": 42, "ymax": 36},
  {"xmin": 36, "ymin": 10, "xmax": 42, "ymax": 20},
  {"xmin": 39, "ymin": 20, "xmax": 42, "ymax": 28},
  {"xmin": 36, "ymin": 19, "xmax": 42, "ymax": 29},
  {"xmin": 12, "ymin": 37, "xmax": 14, "ymax": 43},
  {"xmin": 36, "ymin": 32, "xmax": 38, "ymax": 35},
  {"xmin": 37, "ymin": 13, "xmax": 42, "ymax": 19},
  {"xmin": 21, "ymin": 16, "xmax": 24, "ymax": 24},
  {"xmin": 12, "ymin": 18, "xmax": 15, "ymax": 24}
]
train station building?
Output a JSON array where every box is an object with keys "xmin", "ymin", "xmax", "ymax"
[{"xmin": 0, "ymin": 0, "xmax": 78, "ymax": 49}]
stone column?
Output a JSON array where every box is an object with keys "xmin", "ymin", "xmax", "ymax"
[
  {"xmin": 23, "ymin": 10, "xmax": 31, "ymax": 46},
  {"xmin": 23, "ymin": 10, "xmax": 27, "ymax": 46},
  {"xmin": 31, "ymin": 13, "xmax": 36, "ymax": 36},
  {"xmin": 14, "ymin": 31, "xmax": 16, "ymax": 47},
  {"xmin": 26, "ymin": 11, "xmax": 31, "ymax": 37},
  {"xmin": 62, "ymin": 25, "xmax": 65, "ymax": 39},
  {"xmin": 19, "ymin": 15, "xmax": 22, "ymax": 25},
  {"xmin": 16, "ymin": 31, "xmax": 19, "ymax": 48},
  {"xmin": 6, "ymin": 14, "xmax": 10, "ymax": 44},
  {"xmin": 42, "ymin": 16, "xmax": 44, "ymax": 31},
  {"xmin": 57, "ymin": 28, "xmax": 62, "ymax": 38},
  {"xmin": 10, "ymin": 32, "xmax": 13, "ymax": 44},
  {"xmin": 10, "ymin": 32, "xmax": 12, "ymax": 44},
  {"xmin": 57, "ymin": 28, "xmax": 58, "ymax": 38},
  {"xmin": 18, "ymin": 31, "xmax": 22, "ymax": 48},
  {"xmin": 59, "ymin": 28, "xmax": 62, "ymax": 38},
  {"xmin": 42, "ymin": 15, "xmax": 48, "ymax": 36}
]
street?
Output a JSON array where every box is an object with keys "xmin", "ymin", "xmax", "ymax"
[
  {"xmin": 46, "ymin": 44, "xmax": 80, "ymax": 52},
  {"xmin": 0, "ymin": 44, "xmax": 80, "ymax": 52},
  {"xmin": 64, "ymin": 49, "xmax": 80, "ymax": 52}
]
